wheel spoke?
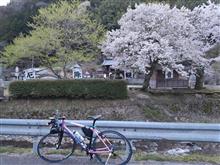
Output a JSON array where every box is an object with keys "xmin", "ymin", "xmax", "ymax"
[
  {"xmin": 37, "ymin": 133, "xmax": 75, "ymax": 163},
  {"xmin": 93, "ymin": 130, "xmax": 132, "ymax": 165}
]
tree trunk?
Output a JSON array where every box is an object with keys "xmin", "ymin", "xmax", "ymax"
[
  {"xmin": 39, "ymin": 57, "xmax": 62, "ymax": 79},
  {"xmin": 142, "ymin": 64, "xmax": 156, "ymax": 92},
  {"xmin": 63, "ymin": 65, "xmax": 67, "ymax": 79},
  {"xmin": 195, "ymin": 67, "xmax": 204, "ymax": 90}
]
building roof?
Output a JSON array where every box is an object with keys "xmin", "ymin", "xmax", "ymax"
[
  {"xmin": 73, "ymin": 64, "xmax": 81, "ymax": 68},
  {"xmin": 101, "ymin": 59, "xmax": 118, "ymax": 66},
  {"xmin": 67, "ymin": 63, "xmax": 81, "ymax": 69}
]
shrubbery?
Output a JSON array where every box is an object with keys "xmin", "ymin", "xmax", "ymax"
[{"xmin": 9, "ymin": 80, "xmax": 127, "ymax": 99}]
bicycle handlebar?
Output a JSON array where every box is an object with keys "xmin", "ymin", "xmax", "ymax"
[{"xmin": 48, "ymin": 110, "xmax": 66, "ymax": 126}]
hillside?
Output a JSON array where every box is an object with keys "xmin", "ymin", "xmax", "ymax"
[
  {"xmin": 1, "ymin": 0, "xmax": 220, "ymax": 49},
  {"xmin": 0, "ymin": 0, "xmax": 53, "ymax": 48}
]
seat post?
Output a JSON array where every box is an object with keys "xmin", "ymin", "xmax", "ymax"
[
  {"xmin": 92, "ymin": 119, "xmax": 97, "ymax": 127},
  {"xmin": 87, "ymin": 115, "xmax": 102, "ymax": 127}
]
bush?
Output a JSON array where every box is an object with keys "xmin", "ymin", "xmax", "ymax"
[{"xmin": 9, "ymin": 79, "xmax": 127, "ymax": 99}]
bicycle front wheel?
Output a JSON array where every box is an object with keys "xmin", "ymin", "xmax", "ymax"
[
  {"xmin": 93, "ymin": 130, "xmax": 132, "ymax": 165},
  {"xmin": 37, "ymin": 132, "xmax": 75, "ymax": 163}
]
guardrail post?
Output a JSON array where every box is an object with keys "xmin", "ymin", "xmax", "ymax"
[
  {"xmin": 130, "ymin": 140, "xmax": 136, "ymax": 151},
  {"xmin": 32, "ymin": 137, "xmax": 40, "ymax": 154}
]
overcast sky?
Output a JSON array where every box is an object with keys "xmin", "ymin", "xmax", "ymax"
[{"xmin": 0, "ymin": 0, "xmax": 10, "ymax": 6}]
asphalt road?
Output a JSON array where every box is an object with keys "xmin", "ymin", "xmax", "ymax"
[{"xmin": 0, "ymin": 154, "xmax": 215, "ymax": 165}]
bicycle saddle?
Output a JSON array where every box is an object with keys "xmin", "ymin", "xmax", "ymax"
[{"xmin": 87, "ymin": 115, "xmax": 102, "ymax": 120}]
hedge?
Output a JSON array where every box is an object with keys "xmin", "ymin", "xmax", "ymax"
[{"xmin": 9, "ymin": 79, "xmax": 127, "ymax": 99}]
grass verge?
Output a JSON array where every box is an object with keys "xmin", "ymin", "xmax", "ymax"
[
  {"xmin": 0, "ymin": 146, "xmax": 32, "ymax": 154},
  {"xmin": 1, "ymin": 146, "xmax": 219, "ymax": 164},
  {"xmin": 0, "ymin": 146, "xmax": 86, "ymax": 157},
  {"xmin": 135, "ymin": 153, "xmax": 220, "ymax": 164}
]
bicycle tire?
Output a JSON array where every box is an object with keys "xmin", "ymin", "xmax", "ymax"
[
  {"xmin": 93, "ymin": 130, "xmax": 132, "ymax": 165},
  {"xmin": 37, "ymin": 132, "xmax": 76, "ymax": 163}
]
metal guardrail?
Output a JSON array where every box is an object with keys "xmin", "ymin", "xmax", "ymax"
[
  {"xmin": 1, "ymin": 119, "xmax": 220, "ymax": 142},
  {"xmin": 1, "ymin": 119, "xmax": 220, "ymax": 153}
]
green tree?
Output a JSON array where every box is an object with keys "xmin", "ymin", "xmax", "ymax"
[
  {"xmin": 89, "ymin": 0, "xmax": 220, "ymax": 31},
  {"xmin": 2, "ymin": 0, "xmax": 105, "ymax": 79},
  {"xmin": 169, "ymin": 0, "xmax": 220, "ymax": 9},
  {"xmin": 89, "ymin": 0, "xmax": 144, "ymax": 30}
]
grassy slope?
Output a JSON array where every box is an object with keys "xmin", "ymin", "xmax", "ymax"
[{"xmin": 0, "ymin": 91, "xmax": 220, "ymax": 122}]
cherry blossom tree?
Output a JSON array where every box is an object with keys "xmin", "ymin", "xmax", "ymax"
[
  {"xmin": 189, "ymin": 1, "xmax": 220, "ymax": 52},
  {"xmin": 188, "ymin": 1, "xmax": 220, "ymax": 89},
  {"xmin": 101, "ymin": 3, "xmax": 205, "ymax": 91}
]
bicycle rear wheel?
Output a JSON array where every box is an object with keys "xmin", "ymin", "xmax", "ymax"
[
  {"xmin": 93, "ymin": 130, "xmax": 132, "ymax": 165},
  {"xmin": 37, "ymin": 132, "xmax": 75, "ymax": 163}
]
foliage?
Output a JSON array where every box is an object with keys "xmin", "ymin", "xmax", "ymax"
[
  {"xmin": 0, "ymin": 0, "xmax": 220, "ymax": 43},
  {"xmin": 0, "ymin": 0, "xmax": 55, "ymax": 43},
  {"xmin": 2, "ymin": 27, "xmax": 62, "ymax": 73},
  {"xmin": 189, "ymin": 1, "xmax": 220, "ymax": 53},
  {"xmin": 166, "ymin": 0, "xmax": 220, "ymax": 9},
  {"xmin": 89, "ymin": 0, "xmax": 220, "ymax": 31},
  {"xmin": 9, "ymin": 80, "xmax": 127, "ymax": 99},
  {"xmin": 0, "ymin": 9, "xmax": 31, "ymax": 42},
  {"xmin": 0, "ymin": 4, "xmax": 33, "ymax": 42},
  {"xmin": 101, "ymin": 2, "xmax": 220, "ymax": 90},
  {"xmin": 101, "ymin": 3, "xmax": 202, "ymax": 90},
  {"xmin": 188, "ymin": 1, "xmax": 220, "ymax": 89},
  {"xmin": 2, "ymin": 0, "xmax": 105, "ymax": 79},
  {"xmin": 89, "ymin": 0, "xmax": 144, "ymax": 30},
  {"xmin": 31, "ymin": 0, "xmax": 104, "ymax": 57}
]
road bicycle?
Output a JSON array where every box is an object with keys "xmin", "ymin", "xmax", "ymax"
[{"xmin": 37, "ymin": 112, "xmax": 132, "ymax": 165}]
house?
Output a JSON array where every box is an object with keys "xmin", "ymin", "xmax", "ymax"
[
  {"xmin": 94, "ymin": 68, "xmax": 105, "ymax": 78},
  {"xmin": 149, "ymin": 69, "xmax": 190, "ymax": 89},
  {"xmin": 83, "ymin": 71, "xmax": 91, "ymax": 78},
  {"xmin": 71, "ymin": 64, "xmax": 83, "ymax": 79},
  {"xmin": 102, "ymin": 59, "xmax": 133, "ymax": 79},
  {"xmin": 101, "ymin": 58, "xmax": 117, "ymax": 78},
  {"xmin": 8, "ymin": 62, "xmax": 93, "ymax": 80},
  {"xmin": 102, "ymin": 59, "xmax": 192, "ymax": 89}
]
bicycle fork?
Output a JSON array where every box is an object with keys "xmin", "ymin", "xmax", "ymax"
[
  {"xmin": 56, "ymin": 132, "xmax": 63, "ymax": 149},
  {"xmin": 105, "ymin": 153, "xmax": 112, "ymax": 165}
]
